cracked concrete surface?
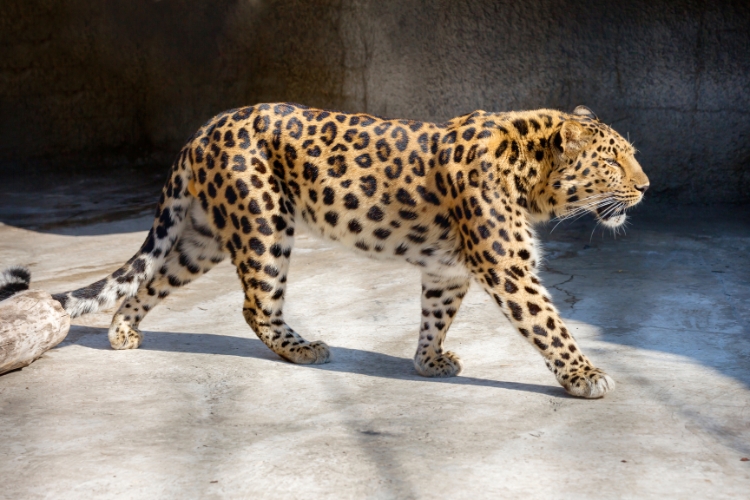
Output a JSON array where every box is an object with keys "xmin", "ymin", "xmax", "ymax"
[{"xmin": 1, "ymin": 194, "xmax": 749, "ymax": 498}]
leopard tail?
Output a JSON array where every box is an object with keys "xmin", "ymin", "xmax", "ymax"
[
  {"xmin": 0, "ymin": 266, "xmax": 31, "ymax": 302},
  {"xmin": 0, "ymin": 147, "xmax": 196, "ymax": 317}
]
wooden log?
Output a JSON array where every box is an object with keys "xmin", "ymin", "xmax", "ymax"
[{"xmin": 0, "ymin": 289, "xmax": 70, "ymax": 375}]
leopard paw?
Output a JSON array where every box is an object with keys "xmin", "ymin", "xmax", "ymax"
[
  {"xmin": 283, "ymin": 340, "xmax": 331, "ymax": 365},
  {"xmin": 108, "ymin": 323, "xmax": 143, "ymax": 350},
  {"xmin": 414, "ymin": 351, "xmax": 463, "ymax": 377},
  {"xmin": 562, "ymin": 367, "xmax": 615, "ymax": 398}
]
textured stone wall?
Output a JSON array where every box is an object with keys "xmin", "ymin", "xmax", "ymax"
[{"xmin": 1, "ymin": 0, "xmax": 749, "ymax": 203}]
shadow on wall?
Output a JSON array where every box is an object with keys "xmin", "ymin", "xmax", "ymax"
[{"xmin": 1, "ymin": 0, "xmax": 749, "ymax": 203}]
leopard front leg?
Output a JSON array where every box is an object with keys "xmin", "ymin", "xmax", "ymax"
[
  {"xmin": 472, "ymin": 259, "xmax": 614, "ymax": 397},
  {"xmin": 413, "ymin": 272, "xmax": 470, "ymax": 377},
  {"xmin": 457, "ymin": 179, "xmax": 614, "ymax": 397}
]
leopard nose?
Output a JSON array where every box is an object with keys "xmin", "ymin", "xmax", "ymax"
[{"xmin": 635, "ymin": 183, "xmax": 649, "ymax": 193}]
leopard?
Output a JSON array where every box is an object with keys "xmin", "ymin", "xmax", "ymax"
[{"xmin": 1, "ymin": 103, "xmax": 649, "ymax": 398}]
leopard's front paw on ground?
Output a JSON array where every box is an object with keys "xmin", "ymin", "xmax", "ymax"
[
  {"xmin": 562, "ymin": 367, "xmax": 615, "ymax": 398},
  {"xmin": 283, "ymin": 340, "xmax": 331, "ymax": 365},
  {"xmin": 415, "ymin": 351, "xmax": 463, "ymax": 377},
  {"xmin": 108, "ymin": 324, "xmax": 143, "ymax": 350}
]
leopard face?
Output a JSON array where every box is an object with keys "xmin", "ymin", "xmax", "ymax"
[{"xmin": 543, "ymin": 106, "xmax": 649, "ymax": 228}]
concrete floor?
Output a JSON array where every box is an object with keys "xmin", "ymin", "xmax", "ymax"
[{"xmin": 1, "ymin": 178, "xmax": 749, "ymax": 498}]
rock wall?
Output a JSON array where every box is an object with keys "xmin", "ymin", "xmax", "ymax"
[{"xmin": 1, "ymin": 0, "xmax": 749, "ymax": 203}]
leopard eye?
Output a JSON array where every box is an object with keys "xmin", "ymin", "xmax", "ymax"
[{"xmin": 605, "ymin": 158, "xmax": 621, "ymax": 169}]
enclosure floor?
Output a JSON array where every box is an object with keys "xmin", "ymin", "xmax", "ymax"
[{"xmin": 1, "ymin": 201, "xmax": 749, "ymax": 499}]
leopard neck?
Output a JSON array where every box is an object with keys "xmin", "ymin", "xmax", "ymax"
[{"xmin": 483, "ymin": 109, "xmax": 567, "ymax": 220}]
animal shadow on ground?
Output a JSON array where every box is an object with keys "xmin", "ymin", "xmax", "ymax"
[{"xmin": 63, "ymin": 325, "xmax": 569, "ymax": 398}]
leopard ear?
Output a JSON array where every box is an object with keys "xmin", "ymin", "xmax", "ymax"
[
  {"xmin": 573, "ymin": 105, "xmax": 598, "ymax": 121},
  {"xmin": 560, "ymin": 120, "xmax": 592, "ymax": 156}
]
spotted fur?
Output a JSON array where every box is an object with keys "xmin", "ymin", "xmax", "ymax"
[{"xmin": 6, "ymin": 103, "xmax": 649, "ymax": 398}]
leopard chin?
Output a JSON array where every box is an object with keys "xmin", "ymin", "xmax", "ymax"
[{"xmin": 599, "ymin": 212, "xmax": 627, "ymax": 228}]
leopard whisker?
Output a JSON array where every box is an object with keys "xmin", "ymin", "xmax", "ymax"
[
  {"xmin": 558, "ymin": 194, "xmax": 614, "ymax": 219},
  {"xmin": 550, "ymin": 196, "xmax": 615, "ymax": 233},
  {"xmin": 562, "ymin": 196, "xmax": 616, "ymax": 220},
  {"xmin": 598, "ymin": 201, "xmax": 624, "ymax": 220}
]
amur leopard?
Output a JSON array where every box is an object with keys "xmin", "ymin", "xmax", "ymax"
[{"xmin": 1, "ymin": 103, "xmax": 649, "ymax": 398}]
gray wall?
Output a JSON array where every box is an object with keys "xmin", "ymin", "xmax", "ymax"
[{"xmin": 2, "ymin": 0, "xmax": 749, "ymax": 203}]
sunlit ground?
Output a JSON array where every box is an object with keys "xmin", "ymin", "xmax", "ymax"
[{"xmin": 1, "ymin": 172, "xmax": 749, "ymax": 498}]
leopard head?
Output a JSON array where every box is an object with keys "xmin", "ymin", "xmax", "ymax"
[{"xmin": 544, "ymin": 106, "xmax": 649, "ymax": 228}]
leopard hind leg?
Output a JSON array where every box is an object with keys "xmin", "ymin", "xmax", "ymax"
[
  {"xmin": 108, "ymin": 205, "xmax": 227, "ymax": 349},
  {"xmin": 231, "ymin": 209, "xmax": 329, "ymax": 365}
]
